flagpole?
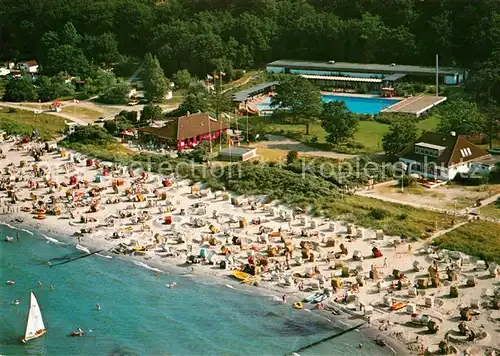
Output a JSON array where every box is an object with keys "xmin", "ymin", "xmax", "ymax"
[
  {"xmin": 235, "ymin": 108, "xmax": 240, "ymax": 146},
  {"xmin": 246, "ymin": 100, "xmax": 249, "ymax": 144},
  {"xmin": 218, "ymin": 70, "xmax": 222, "ymax": 151}
]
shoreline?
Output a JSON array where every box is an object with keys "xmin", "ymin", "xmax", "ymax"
[
  {"xmin": 1, "ymin": 140, "xmax": 498, "ymax": 355},
  {"xmin": 0, "ymin": 217, "xmax": 408, "ymax": 356}
]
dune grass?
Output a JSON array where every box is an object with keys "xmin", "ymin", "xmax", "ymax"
[
  {"xmin": 433, "ymin": 220, "xmax": 500, "ymax": 263},
  {"xmin": 0, "ymin": 107, "xmax": 66, "ymax": 140}
]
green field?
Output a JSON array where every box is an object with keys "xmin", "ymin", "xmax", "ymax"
[
  {"xmin": 0, "ymin": 107, "xmax": 66, "ymax": 140},
  {"xmin": 479, "ymin": 200, "xmax": 500, "ymax": 220},
  {"xmin": 433, "ymin": 220, "xmax": 500, "ymax": 263},
  {"xmin": 245, "ymin": 114, "xmax": 440, "ymax": 154}
]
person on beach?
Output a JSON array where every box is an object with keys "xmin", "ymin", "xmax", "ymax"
[
  {"xmin": 282, "ymin": 294, "xmax": 287, "ymax": 304},
  {"xmin": 16, "ymin": 232, "xmax": 20, "ymax": 241}
]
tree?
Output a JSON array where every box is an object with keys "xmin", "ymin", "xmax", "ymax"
[
  {"xmin": 181, "ymin": 82, "xmax": 210, "ymax": 114},
  {"xmin": 60, "ymin": 22, "xmax": 81, "ymax": 46},
  {"xmin": 97, "ymin": 80, "xmax": 130, "ymax": 105},
  {"xmin": 436, "ymin": 99, "xmax": 486, "ymax": 136},
  {"xmin": 83, "ymin": 32, "xmax": 121, "ymax": 64},
  {"xmin": 382, "ymin": 119, "xmax": 418, "ymax": 158},
  {"xmin": 172, "ymin": 69, "xmax": 194, "ymax": 90},
  {"xmin": 140, "ymin": 104, "xmax": 163, "ymax": 125},
  {"xmin": 142, "ymin": 53, "xmax": 170, "ymax": 102},
  {"xmin": 319, "ymin": 101, "xmax": 358, "ymax": 145},
  {"xmin": 466, "ymin": 51, "xmax": 500, "ymax": 148},
  {"xmin": 37, "ymin": 76, "xmax": 75, "ymax": 102},
  {"xmin": 84, "ymin": 68, "xmax": 118, "ymax": 96},
  {"xmin": 45, "ymin": 44, "xmax": 90, "ymax": 76},
  {"xmin": 3, "ymin": 77, "xmax": 37, "ymax": 102},
  {"xmin": 271, "ymin": 76, "xmax": 321, "ymax": 135}
]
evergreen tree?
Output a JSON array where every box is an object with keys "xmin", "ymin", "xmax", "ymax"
[{"xmin": 143, "ymin": 53, "xmax": 170, "ymax": 103}]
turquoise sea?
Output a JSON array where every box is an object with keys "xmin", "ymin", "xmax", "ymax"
[{"xmin": 0, "ymin": 223, "xmax": 395, "ymax": 356}]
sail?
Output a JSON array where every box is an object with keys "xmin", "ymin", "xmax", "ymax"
[{"xmin": 24, "ymin": 292, "xmax": 46, "ymax": 341}]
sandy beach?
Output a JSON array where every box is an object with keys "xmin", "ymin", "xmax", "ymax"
[{"xmin": 1, "ymin": 139, "xmax": 499, "ymax": 356}]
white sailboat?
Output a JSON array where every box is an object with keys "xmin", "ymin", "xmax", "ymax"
[{"xmin": 21, "ymin": 292, "xmax": 46, "ymax": 343}]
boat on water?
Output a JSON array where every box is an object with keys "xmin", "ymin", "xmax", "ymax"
[
  {"xmin": 21, "ymin": 292, "xmax": 46, "ymax": 343},
  {"xmin": 5, "ymin": 236, "xmax": 14, "ymax": 242},
  {"xmin": 69, "ymin": 328, "xmax": 84, "ymax": 337}
]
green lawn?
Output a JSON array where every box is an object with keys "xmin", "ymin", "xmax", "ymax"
[
  {"xmin": 244, "ymin": 115, "xmax": 441, "ymax": 155},
  {"xmin": 416, "ymin": 115, "xmax": 439, "ymax": 132},
  {"xmin": 433, "ymin": 220, "xmax": 500, "ymax": 263},
  {"xmin": 0, "ymin": 107, "xmax": 66, "ymax": 140},
  {"xmin": 479, "ymin": 201, "xmax": 500, "ymax": 220}
]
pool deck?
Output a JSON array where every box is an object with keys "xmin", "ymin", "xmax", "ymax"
[{"xmin": 381, "ymin": 95, "xmax": 447, "ymax": 117}]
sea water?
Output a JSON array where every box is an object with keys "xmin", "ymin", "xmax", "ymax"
[{"xmin": 0, "ymin": 224, "xmax": 394, "ymax": 356}]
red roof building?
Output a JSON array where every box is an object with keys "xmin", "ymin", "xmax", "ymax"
[{"xmin": 138, "ymin": 113, "xmax": 228, "ymax": 150}]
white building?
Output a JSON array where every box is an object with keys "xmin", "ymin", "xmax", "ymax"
[
  {"xmin": 399, "ymin": 132, "xmax": 496, "ymax": 181},
  {"xmin": 17, "ymin": 60, "xmax": 39, "ymax": 73}
]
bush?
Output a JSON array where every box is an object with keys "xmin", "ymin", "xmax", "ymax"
[
  {"xmin": 453, "ymin": 173, "xmax": 489, "ymax": 186},
  {"xmin": 286, "ymin": 150, "xmax": 299, "ymax": 164},
  {"xmin": 233, "ymin": 69, "xmax": 245, "ymax": 80},
  {"xmin": 413, "ymin": 83, "xmax": 426, "ymax": 93},
  {"xmin": 399, "ymin": 174, "xmax": 417, "ymax": 187},
  {"xmin": 63, "ymin": 125, "xmax": 114, "ymax": 145},
  {"xmin": 369, "ymin": 208, "xmax": 389, "ymax": 220},
  {"xmin": 345, "ymin": 141, "xmax": 365, "ymax": 149}
]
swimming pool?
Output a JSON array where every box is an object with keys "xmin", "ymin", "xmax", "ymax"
[{"xmin": 257, "ymin": 95, "xmax": 400, "ymax": 115}]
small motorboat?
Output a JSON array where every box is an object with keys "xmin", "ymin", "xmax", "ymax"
[
  {"xmin": 70, "ymin": 329, "xmax": 84, "ymax": 337},
  {"xmin": 5, "ymin": 236, "xmax": 14, "ymax": 242},
  {"xmin": 6, "ymin": 280, "xmax": 15, "ymax": 285}
]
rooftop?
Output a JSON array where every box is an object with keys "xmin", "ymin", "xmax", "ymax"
[
  {"xmin": 299, "ymin": 74, "xmax": 382, "ymax": 83},
  {"xmin": 232, "ymin": 82, "xmax": 278, "ymax": 102},
  {"xmin": 267, "ymin": 60, "xmax": 464, "ymax": 76},
  {"xmin": 415, "ymin": 142, "xmax": 447, "ymax": 151},
  {"xmin": 138, "ymin": 113, "xmax": 228, "ymax": 141},
  {"xmin": 400, "ymin": 132, "xmax": 490, "ymax": 167}
]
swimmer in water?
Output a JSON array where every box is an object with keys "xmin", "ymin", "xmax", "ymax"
[
  {"xmin": 358, "ymin": 343, "xmax": 363, "ymax": 348},
  {"xmin": 14, "ymin": 299, "xmax": 20, "ymax": 305},
  {"xmin": 49, "ymin": 285, "xmax": 54, "ymax": 291},
  {"xmin": 38, "ymin": 281, "xmax": 43, "ymax": 287},
  {"xmin": 96, "ymin": 304, "xmax": 101, "ymax": 310}
]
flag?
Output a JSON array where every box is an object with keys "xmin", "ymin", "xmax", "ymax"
[
  {"xmin": 206, "ymin": 74, "xmax": 213, "ymax": 80},
  {"xmin": 73, "ymin": 99, "xmax": 79, "ymax": 104},
  {"xmin": 220, "ymin": 71, "xmax": 226, "ymax": 77}
]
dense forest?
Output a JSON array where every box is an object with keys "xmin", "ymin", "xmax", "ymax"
[{"xmin": 1, "ymin": 0, "xmax": 500, "ymax": 77}]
